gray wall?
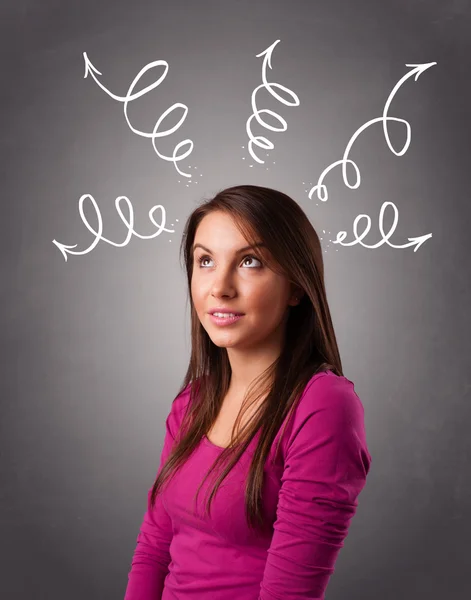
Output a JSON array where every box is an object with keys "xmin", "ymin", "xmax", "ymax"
[{"xmin": 1, "ymin": 1, "xmax": 470, "ymax": 598}]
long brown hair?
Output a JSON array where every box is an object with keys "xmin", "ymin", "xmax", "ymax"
[{"xmin": 150, "ymin": 184, "xmax": 343, "ymax": 533}]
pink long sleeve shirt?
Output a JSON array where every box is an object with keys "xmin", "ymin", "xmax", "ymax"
[{"xmin": 124, "ymin": 370, "xmax": 372, "ymax": 599}]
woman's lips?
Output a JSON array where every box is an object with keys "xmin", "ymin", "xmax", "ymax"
[{"xmin": 209, "ymin": 314, "xmax": 244, "ymax": 326}]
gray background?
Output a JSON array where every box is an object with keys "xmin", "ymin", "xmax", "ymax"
[{"xmin": 1, "ymin": 1, "xmax": 470, "ymax": 598}]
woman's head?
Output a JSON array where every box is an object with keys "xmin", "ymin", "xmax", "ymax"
[{"xmin": 182, "ymin": 184, "xmax": 332, "ymax": 370}]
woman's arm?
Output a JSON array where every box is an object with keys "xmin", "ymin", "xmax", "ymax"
[
  {"xmin": 124, "ymin": 412, "xmax": 176, "ymax": 600},
  {"xmin": 258, "ymin": 375, "xmax": 372, "ymax": 599}
]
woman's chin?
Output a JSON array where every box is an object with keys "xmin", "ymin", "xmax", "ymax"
[{"xmin": 208, "ymin": 335, "xmax": 240, "ymax": 348}]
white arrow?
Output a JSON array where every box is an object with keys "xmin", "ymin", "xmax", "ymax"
[
  {"xmin": 332, "ymin": 202, "xmax": 432, "ymax": 251},
  {"xmin": 309, "ymin": 61, "xmax": 437, "ymax": 201},
  {"xmin": 53, "ymin": 194, "xmax": 174, "ymax": 261},
  {"xmin": 246, "ymin": 40, "xmax": 300, "ymax": 164},
  {"xmin": 83, "ymin": 52, "xmax": 194, "ymax": 177}
]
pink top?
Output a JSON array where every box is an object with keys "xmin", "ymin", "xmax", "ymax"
[{"xmin": 124, "ymin": 370, "xmax": 372, "ymax": 599}]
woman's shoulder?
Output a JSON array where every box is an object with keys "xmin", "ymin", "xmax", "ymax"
[
  {"xmin": 302, "ymin": 368, "xmax": 357, "ymax": 393},
  {"xmin": 162, "ymin": 381, "xmax": 192, "ymax": 433},
  {"xmin": 171, "ymin": 381, "xmax": 193, "ymax": 414},
  {"xmin": 296, "ymin": 368, "xmax": 365, "ymax": 420}
]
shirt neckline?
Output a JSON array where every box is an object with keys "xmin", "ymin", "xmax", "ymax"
[{"xmin": 203, "ymin": 434, "xmax": 226, "ymax": 450}]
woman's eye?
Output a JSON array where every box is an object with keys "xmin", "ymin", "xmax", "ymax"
[
  {"xmin": 198, "ymin": 256, "xmax": 211, "ymax": 267},
  {"xmin": 197, "ymin": 254, "xmax": 262, "ymax": 268},
  {"xmin": 241, "ymin": 255, "xmax": 262, "ymax": 268}
]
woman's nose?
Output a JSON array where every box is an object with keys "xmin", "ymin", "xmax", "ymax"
[{"xmin": 210, "ymin": 268, "xmax": 236, "ymax": 297}]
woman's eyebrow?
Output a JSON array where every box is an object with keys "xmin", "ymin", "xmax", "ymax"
[{"xmin": 192, "ymin": 242, "xmax": 266, "ymax": 254}]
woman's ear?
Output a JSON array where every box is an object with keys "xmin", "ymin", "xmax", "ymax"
[{"xmin": 288, "ymin": 286, "xmax": 304, "ymax": 306}]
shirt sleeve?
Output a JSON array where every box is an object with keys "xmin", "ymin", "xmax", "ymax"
[
  {"xmin": 123, "ymin": 407, "xmax": 178, "ymax": 600},
  {"xmin": 258, "ymin": 375, "xmax": 372, "ymax": 600}
]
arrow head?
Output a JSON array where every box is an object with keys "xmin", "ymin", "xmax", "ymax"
[
  {"xmin": 408, "ymin": 233, "xmax": 433, "ymax": 251},
  {"xmin": 405, "ymin": 61, "xmax": 437, "ymax": 81},
  {"xmin": 83, "ymin": 51, "xmax": 102, "ymax": 79},
  {"xmin": 255, "ymin": 39, "xmax": 281, "ymax": 69},
  {"xmin": 52, "ymin": 240, "xmax": 78, "ymax": 262}
]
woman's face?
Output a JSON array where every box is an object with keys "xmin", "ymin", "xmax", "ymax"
[{"xmin": 191, "ymin": 211, "xmax": 298, "ymax": 353}]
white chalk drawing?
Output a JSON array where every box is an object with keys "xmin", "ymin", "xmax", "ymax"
[
  {"xmin": 332, "ymin": 201, "xmax": 430, "ymax": 251},
  {"xmin": 308, "ymin": 62, "xmax": 437, "ymax": 252},
  {"xmin": 54, "ymin": 51, "xmax": 436, "ymax": 260},
  {"xmin": 52, "ymin": 195, "xmax": 174, "ymax": 261},
  {"xmin": 246, "ymin": 40, "xmax": 300, "ymax": 163},
  {"xmin": 83, "ymin": 52, "xmax": 193, "ymax": 177}
]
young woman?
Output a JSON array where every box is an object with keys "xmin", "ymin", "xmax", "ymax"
[{"xmin": 124, "ymin": 184, "xmax": 372, "ymax": 600}]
